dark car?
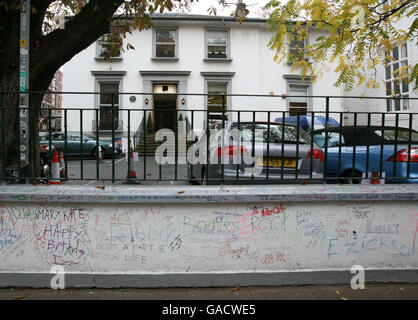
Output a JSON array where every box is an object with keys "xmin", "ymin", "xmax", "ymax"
[
  {"xmin": 189, "ymin": 121, "xmax": 324, "ymax": 184},
  {"xmin": 312, "ymin": 126, "xmax": 418, "ymax": 183},
  {"xmin": 39, "ymin": 132, "xmax": 122, "ymax": 158}
]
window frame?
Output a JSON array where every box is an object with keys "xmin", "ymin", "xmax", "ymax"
[
  {"xmin": 284, "ymin": 75, "xmax": 313, "ymax": 115},
  {"xmin": 95, "ymin": 33, "xmax": 123, "ymax": 60},
  {"xmin": 287, "ymin": 30, "xmax": 309, "ymax": 64},
  {"xmin": 152, "ymin": 27, "xmax": 179, "ymax": 60},
  {"xmin": 384, "ymin": 43, "xmax": 409, "ymax": 112},
  {"xmin": 92, "ymin": 71, "xmax": 126, "ymax": 132},
  {"xmin": 205, "ymin": 80, "xmax": 231, "ymax": 124},
  {"xmin": 204, "ymin": 27, "xmax": 232, "ymax": 61}
]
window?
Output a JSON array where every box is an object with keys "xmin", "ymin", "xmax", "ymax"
[
  {"xmin": 99, "ymin": 82, "xmax": 120, "ymax": 130},
  {"xmin": 96, "ymin": 33, "xmax": 122, "ymax": 59},
  {"xmin": 313, "ymin": 132, "xmax": 345, "ymax": 148},
  {"xmin": 288, "ymin": 31, "xmax": 308, "ymax": 63},
  {"xmin": 207, "ymin": 82, "xmax": 228, "ymax": 122},
  {"xmin": 287, "ymin": 84, "xmax": 309, "ymax": 116},
  {"xmin": 235, "ymin": 123, "xmax": 311, "ymax": 144},
  {"xmin": 385, "ymin": 43, "xmax": 409, "ymax": 111},
  {"xmin": 155, "ymin": 28, "xmax": 177, "ymax": 58},
  {"xmin": 206, "ymin": 29, "xmax": 229, "ymax": 59},
  {"xmin": 375, "ymin": 129, "xmax": 418, "ymax": 143}
]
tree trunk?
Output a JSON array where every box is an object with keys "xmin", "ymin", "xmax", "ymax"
[
  {"xmin": 0, "ymin": 72, "xmax": 45, "ymax": 182},
  {"xmin": 0, "ymin": 0, "xmax": 129, "ymax": 182}
]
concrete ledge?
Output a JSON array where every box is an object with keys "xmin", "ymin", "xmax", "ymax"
[
  {"xmin": 0, "ymin": 184, "xmax": 417, "ymax": 203},
  {"xmin": 0, "ymin": 184, "xmax": 416, "ymax": 288},
  {"xmin": 1, "ymin": 269, "xmax": 417, "ymax": 288}
]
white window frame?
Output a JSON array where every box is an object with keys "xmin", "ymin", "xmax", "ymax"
[
  {"xmin": 152, "ymin": 27, "xmax": 179, "ymax": 60},
  {"xmin": 287, "ymin": 30, "xmax": 309, "ymax": 64},
  {"xmin": 95, "ymin": 33, "xmax": 123, "ymax": 60},
  {"xmin": 284, "ymin": 75, "xmax": 313, "ymax": 114},
  {"xmin": 92, "ymin": 71, "xmax": 126, "ymax": 132},
  {"xmin": 384, "ymin": 43, "xmax": 409, "ymax": 112},
  {"xmin": 204, "ymin": 28, "xmax": 232, "ymax": 61},
  {"xmin": 205, "ymin": 80, "xmax": 230, "ymax": 123}
]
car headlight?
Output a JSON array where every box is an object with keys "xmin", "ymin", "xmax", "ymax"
[{"xmin": 108, "ymin": 143, "xmax": 113, "ymax": 147}]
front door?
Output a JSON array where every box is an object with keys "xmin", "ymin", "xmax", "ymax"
[{"xmin": 153, "ymin": 84, "xmax": 177, "ymax": 132}]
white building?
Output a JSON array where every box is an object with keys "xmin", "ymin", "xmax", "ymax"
[
  {"xmin": 62, "ymin": 14, "xmax": 415, "ymax": 151},
  {"xmin": 343, "ymin": 14, "xmax": 417, "ymax": 129}
]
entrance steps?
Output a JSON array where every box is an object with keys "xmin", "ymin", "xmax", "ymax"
[{"xmin": 135, "ymin": 133, "xmax": 193, "ymax": 156}]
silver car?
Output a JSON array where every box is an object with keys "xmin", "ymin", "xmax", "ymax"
[{"xmin": 189, "ymin": 121, "xmax": 324, "ymax": 184}]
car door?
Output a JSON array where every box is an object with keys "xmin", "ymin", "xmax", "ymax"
[
  {"xmin": 50, "ymin": 133, "xmax": 65, "ymax": 151},
  {"xmin": 67, "ymin": 133, "xmax": 83, "ymax": 156},
  {"xmin": 82, "ymin": 134, "xmax": 96, "ymax": 155},
  {"xmin": 314, "ymin": 131, "xmax": 350, "ymax": 176}
]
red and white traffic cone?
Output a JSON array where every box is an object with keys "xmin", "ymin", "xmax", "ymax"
[
  {"xmin": 98, "ymin": 146, "xmax": 103, "ymax": 162},
  {"xmin": 124, "ymin": 147, "xmax": 139, "ymax": 184},
  {"xmin": 127, "ymin": 147, "xmax": 137, "ymax": 179},
  {"xmin": 49, "ymin": 151, "xmax": 61, "ymax": 185},
  {"xmin": 59, "ymin": 151, "xmax": 66, "ymax": 177}
]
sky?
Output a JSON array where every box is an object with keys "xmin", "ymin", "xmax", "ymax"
[{"xmin": 175, "ymin": 0, "xmax": 272, "ymax": 18}]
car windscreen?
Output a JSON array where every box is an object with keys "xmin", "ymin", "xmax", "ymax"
[
  {"xmin": 374, "ymin": 129, "xmax": 418, "ymax": 143},
  {"xmin": 234, "ymin": 123, "xmax": 311, "ymax": 144},
  {"xmin": 313, "ymin": 132, "xmax": 344, "ymax": 148}
]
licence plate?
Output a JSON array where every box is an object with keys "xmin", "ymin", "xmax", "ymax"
[{"xmin": 258, "ymin": 158, "xmax": 297, "ymax": 168}]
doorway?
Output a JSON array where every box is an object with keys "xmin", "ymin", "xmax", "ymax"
[{"xmin": 153, "ymin": 84, "xmax": 177, "ymax": 131}]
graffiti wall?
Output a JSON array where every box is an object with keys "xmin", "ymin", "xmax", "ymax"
[{"xmin": 0, "ymin": 201, "xmax": 417, "ymax": 274}]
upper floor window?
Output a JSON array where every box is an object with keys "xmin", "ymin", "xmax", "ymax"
[
  {"xmin": 154, "ymin": 28, "xmax": 177, "ymax": 58},
  {"xmin": 205, "ymin": 29, "xmax": 230, "ymax": 60},
  {"xmin": 96, "ymin": 33, "xmax": 122, "ymax": 59},
  {"xmin": 385, "ymin": 43, "xmax": 409, "ymax": 111},
  {"xmin": 288, "ymin": 31, "xmax": 308, "ymax": 64}
]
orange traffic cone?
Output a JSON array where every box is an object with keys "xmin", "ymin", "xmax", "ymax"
[
  {"xmin": 124, "ymin": 147, "xmax": 139, "ymax": 184},
  {"xmin": 128, "ymin": 147, "xmax": 137, "ymax": 179},
  {"xmin": 59, "ymin": 152, "xmax": 66, "ymax": 177},
  {"xmin": 49, "ymin": 151, "xmax": 61, "ymax": 185},
  {"xmin": 98, "ymin": 146, "xmax": 103, "ymax": 162}
]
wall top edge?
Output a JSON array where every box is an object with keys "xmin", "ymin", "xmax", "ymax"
[{"xmin": 0, "ymin": 184, "xmax": 417, "ymax": 203}]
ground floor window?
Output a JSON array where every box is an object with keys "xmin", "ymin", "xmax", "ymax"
[
  {"xmin": 207, "ymin": 81, "xmax": 229, "ymax": 122},
  {"xmin": 99, "ymin": 82, "xmax": 120, "ymax": 130},
  {"xmin": 288, "ymin": 83, "xmax": 309, "ymax": 116}
]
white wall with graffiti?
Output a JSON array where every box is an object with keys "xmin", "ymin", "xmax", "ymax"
[{"xmin": 0, "ymin": 200, "xmax": 416, "ymax": 275}]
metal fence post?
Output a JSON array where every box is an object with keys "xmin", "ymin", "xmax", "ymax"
[{"xmin": 323, "ymin": 97, "xmax": 329, "ymax": 182}]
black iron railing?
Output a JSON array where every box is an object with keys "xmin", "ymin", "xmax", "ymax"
[{"xmin": 0, "ymin": 91, "xmax": 417, "ymax": 185}]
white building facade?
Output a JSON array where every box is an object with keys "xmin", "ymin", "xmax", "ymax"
[
  {"xmin": 64, "ymin": 14, "xmax": 413, "ymax": 151},
  {"xmin": 343, "ymin": 14, "xmax": 417, "ymax": 129}
]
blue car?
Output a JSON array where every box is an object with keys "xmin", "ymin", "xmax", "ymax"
[
  {"xmin": 274, "ymin": 115, "xmax": 340, "ymax": 134},
  {"xmin": 312, "ymin": 126, "xmax": 418, "ymax": 184}
]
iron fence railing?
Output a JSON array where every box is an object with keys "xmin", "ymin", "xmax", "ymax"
[{"xmin": 0, "ymin": 91, "xmax": 417, "ymax": 185}]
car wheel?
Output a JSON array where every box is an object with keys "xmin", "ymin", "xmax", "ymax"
[{"xmin": 339, "ymin": 170, "xmax": 362, "ymax": 184}]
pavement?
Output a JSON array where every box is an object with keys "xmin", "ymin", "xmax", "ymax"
[{"xmin": 1, "ymin": 283, "xmax": 417, "ymax": 300}]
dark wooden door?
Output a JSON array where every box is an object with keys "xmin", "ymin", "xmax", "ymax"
[{"xmin": 153, "ymin": 94, "xmax": 177, "ymax": 131}]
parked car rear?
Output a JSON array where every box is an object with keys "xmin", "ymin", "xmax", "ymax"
[
  {"xmin": 312, "ymin": 126, "xmax": 418, "ymax": 184},
  {"xmin": 189, "ymin": 121, "xmax": 324, "ymax": 184}
]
